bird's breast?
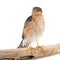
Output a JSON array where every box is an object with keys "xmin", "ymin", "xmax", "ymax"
[{"xmin": 33, "ymin": 16, "xmax": 45, "ymax": 36}]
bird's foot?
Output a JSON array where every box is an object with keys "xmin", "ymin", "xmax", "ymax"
[
  {"xmin": 36, "ymin": 45, "xmax": 44, "ymax": 52},
  {"xmin": 28, "ymin": 46, "xmax": 33, "ymax": 51},
  {"xmin": 28, "ymin": 46, "xmax": 33, "ymax": 54}
]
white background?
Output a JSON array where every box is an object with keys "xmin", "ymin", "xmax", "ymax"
[{"xmin": 0, "ymin": 0, "xmax": 60, "ymax": 60}]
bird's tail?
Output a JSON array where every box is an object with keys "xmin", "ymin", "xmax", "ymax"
[{"xmin": 17, "ymin": 40, "xmax": 24, "ymax": 48}]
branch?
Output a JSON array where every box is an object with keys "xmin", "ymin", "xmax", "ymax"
[{"xmin": 0, "ymin": 44, "xmax": 60, "ymax": 60}]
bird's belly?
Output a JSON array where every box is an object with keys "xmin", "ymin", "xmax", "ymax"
[{"xmin": 34, "ymin": 18, "xmax": 45, "ymax": 37}]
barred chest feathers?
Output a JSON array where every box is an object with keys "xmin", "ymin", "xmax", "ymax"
[{"xmin": 33, "ymin": 15, "xmax": 45, "ymax": 37}]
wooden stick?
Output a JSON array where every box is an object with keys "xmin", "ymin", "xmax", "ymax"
[{"xmin": 0, "ymin": 44, "xmax": 60, "ymax": 60}]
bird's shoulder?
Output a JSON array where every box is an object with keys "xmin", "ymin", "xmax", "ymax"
[{"xmin": 24, "ymin": 15, "xmax": 32, "ymax": 28}]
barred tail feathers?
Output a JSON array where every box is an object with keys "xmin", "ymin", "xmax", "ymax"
[{"xmin": 18, "ymin": 40, "xmax": 24, "ymax": 48}]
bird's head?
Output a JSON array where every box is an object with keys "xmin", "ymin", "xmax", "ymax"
[{"xmin": 32, "ymin": 7, "xmax": 42, "ymax": 16}]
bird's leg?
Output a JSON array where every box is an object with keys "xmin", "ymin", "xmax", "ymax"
[
  {"xmin": 36, "ymin": 39, "xmax": 44, "ymax": 51},
  {"xmin": 28, "ymin": 42, "xmax": 33, "ymax": 54},
  {"xmin": 36, "ymin": 39, "xmax": 39, "ymax": 46},
  {"xmin": 29, "ymin": 43, "xmax": 33, "ymax": 50}
]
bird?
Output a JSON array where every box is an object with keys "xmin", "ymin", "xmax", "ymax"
[{"xmin": 18, "ymin": 7, "xmax": 45, "ymax": 50}]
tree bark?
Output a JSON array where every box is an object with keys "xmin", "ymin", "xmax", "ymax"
[{"xmin": 0, "ymin": 44, "xmax": 60, "ymax": 60}]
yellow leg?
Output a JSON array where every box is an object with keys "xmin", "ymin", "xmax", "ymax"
[
  {"xmin": 28, "ymin": 43, "xmax": 33, "ymax": 54},
  {"xmin": 36, "ymin": 40, "xmax": 43, "ymax": 51},
  {"xmin": 29, "ymin": 43, "xmax": 33, "ymax": 50}
]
